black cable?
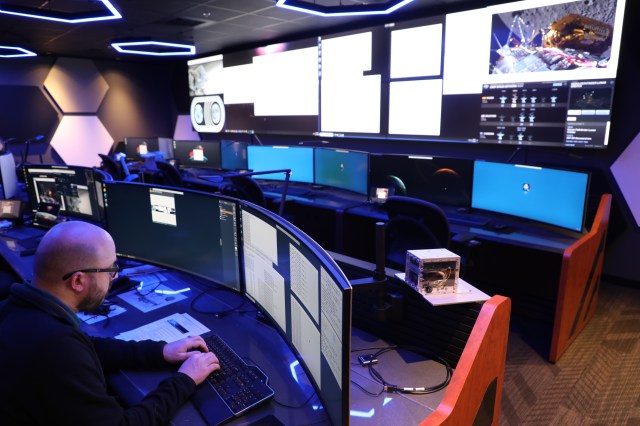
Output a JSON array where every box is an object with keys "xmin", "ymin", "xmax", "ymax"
[
  {"xmin": 271, "ymin": 388, "xmax": 317, "ymax": 409},
  {"xmin": 353, "ymin": 344, "xmax": 453, "ymax": 395},
  {"xmin": 189, "ymin": 285, "xmax": 245, "ymax": 317}
]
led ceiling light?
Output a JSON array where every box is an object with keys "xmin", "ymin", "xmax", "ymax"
[
  {"xmin": 0, "ymin": 0, "xmax": 121, "ymax": 23},
  {"xmin": 275, "ymin": 0, "xmax": 416, "ymax": 17},
  {"xmin": 111, "ymin": 41, "xmax": 196, "ymax": 57},
  {"xmin": 0, "ymin": 45, "xmax": 37, "ymax": 58}
]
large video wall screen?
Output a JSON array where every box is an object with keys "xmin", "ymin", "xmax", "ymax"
[{"xmin": 188, "ymin": 0, "xmax": 626, "ymax": 149}]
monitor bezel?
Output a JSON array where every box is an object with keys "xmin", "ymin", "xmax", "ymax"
[
  {"xmin": 238, "ymin": 200, "xmax": 352, "ymax": 425},
  {"xmin": 22, "ymin": 163, "xmax": 103, "ymax": 223},
  {"xmin": 172, "ymin": 139, "xmax": 222, "ymax": 170},
  {"xmin": 103, "ymin": 181, "xmax": 243, "ymax": 291},
  {"xmin": 471, "ymin": 160, "xmax": 591, "ymax": 234},
  {"xmin": 313, "ymin": 147, "xmax": 370, "ymax": 195}
]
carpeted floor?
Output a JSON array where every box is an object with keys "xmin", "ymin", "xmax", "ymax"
[{"xmin": 500, "ymin": 281, "xmax": 640, "ymax": 425}]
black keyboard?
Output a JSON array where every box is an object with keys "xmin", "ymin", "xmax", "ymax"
[{"xmin": 203, "ymin": 334, "xmax": 274, "ymax": 416}]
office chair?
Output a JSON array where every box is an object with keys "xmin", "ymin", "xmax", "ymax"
[
  {"xmin": 219, "ymin": 175, "xmax": 266, "ymax": 208},
  {"xmin": 154, "ymin": 160, "xmax": 183, "ymax": 187},
  {"xmin": 98, "ymin": 153, "xmax": 139, "ymax": 182},
  {"xmin": 384, "ymin": 195, "xmax": 451, "ymax": 270},
  {"xmin": 92, "ymin": 167, "xmax": 113, "ymax": 182},
  {"xmin": 98, "ymin": 153, "xmax": 122, "ymax": 180}
]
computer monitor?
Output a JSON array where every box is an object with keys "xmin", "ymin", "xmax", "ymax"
[
  {"xmin": 247, "ymin": 145, "xmax": 314, "ymax": 183},
  {"xmin": 314, "ymin": 148, "xmax": 369, "ymax": 195},
  {"xmin": 369, "ymin": 153, "xmax": 474, "ymax": 207},
  {"xmin": 103, "ymin": 181, "xmax": 241, "ymax": 290},
  {"xmin": 472, "ymin": 160, "xmax": 590, "ymax": 232},
  {"xmin": 0, "ymin": 152, "xmax": 17, "ymax": 199},
  {"xmin": 22, "ymin": 164, "xmax": 103, "ymax": 223},
  {"xmin": 123, "ymin": 137, "xmax": 160, "ymax": 161},
  {"xmin": 240, "ymin": 202, "xmax": 352, "ymax": 425},
  {"xmin": 220, "ymin": 140, "xmax": 248, "ymax": 171},
  {"xmin": 172, "ymin": 140, "xmax": 221, "ymax": 169}
]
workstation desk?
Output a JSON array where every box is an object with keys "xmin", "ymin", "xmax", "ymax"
[
  {"xmin": 0, "ymin": 221, "xmax": 510, "ymax": 425},
  {"xmin": 258, "ymin": 185, "xmax": 611, "ymax": 363}
]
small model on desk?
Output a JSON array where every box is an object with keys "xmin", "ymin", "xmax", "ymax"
[{"xmin": 405, "ymin": 248, "xmax": 460, "ymax": 295}]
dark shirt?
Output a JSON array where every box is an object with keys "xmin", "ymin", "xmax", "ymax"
[{"xmin": 0, "ymin": 283, "xmax": 196, "ymax": 425}]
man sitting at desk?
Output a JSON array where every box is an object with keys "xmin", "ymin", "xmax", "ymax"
[{"xmin": 0, "ymin": 221, "xmax": 221, "ymax": 425}]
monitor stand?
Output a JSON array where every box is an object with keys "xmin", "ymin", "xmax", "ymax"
[{"xmin": 350, "ymin": 222, "xmax": 403, "ymax": 322}]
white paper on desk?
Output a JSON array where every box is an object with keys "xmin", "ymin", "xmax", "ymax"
[
  {"xmin": 117, "ymin": 284, "xmax": 188, "ymax": 313},
  {"xmin": 115, "ymin": 313, "xmax": 210, "ymax": 343}
]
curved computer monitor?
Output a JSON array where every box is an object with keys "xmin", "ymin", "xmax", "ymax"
[
  {"xmin": 239, "ymin": 201, "xmax": 351, "ymax": 425},
  {"xmin": 247, "ymin": 145, "xmax": 314, "ymax": 183},
  {"xmin": 22, "ymin": 164, "xmax": 103, "ymax": 223},
  {"xmin": 103, "ymin": 181, "xmax": 241, "ymax": 290},
  {"xmin": 314, "ymin": 148, "xmax": 369, "ymax": 195},
  {"xmin": 472, "ymin": 160, "xmax": 590, "ymax": 233}
]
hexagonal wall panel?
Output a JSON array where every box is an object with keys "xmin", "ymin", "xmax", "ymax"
[
  {"xmin": 611, "ymin": 131, "xmax": 640, "ymax": 227},
  {"xmin": 50, "ymin": 116, "xmax": 113, "ymax": 167},
  {"xmin": 0, "ymin": 86, "xmax": 58, "ymax": 143},
  {"xmin": 44, "ymin": 58, "xmax": 109, "ymax": 113}
]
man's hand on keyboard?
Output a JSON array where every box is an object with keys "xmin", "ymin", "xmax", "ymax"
[
  {"xmin": 179, "ymin": 351, "xmax": 221, "ymax": 385},
  {"xmin": 163, "ymin": 335, "xmax": 209, "ymax": 362}
]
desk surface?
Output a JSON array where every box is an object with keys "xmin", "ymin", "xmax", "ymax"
[
  {"xmin": 90, "ymin": 270, "xmax": 448, "ymax": 425},
  {"xmin": 0, "ymin": 230, "xmax": 448, "ymax": 425}
]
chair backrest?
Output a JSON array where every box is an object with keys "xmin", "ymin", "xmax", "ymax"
[
  {"xmin": 98, "ymin": 153, "xmax": 123, "ymax": 180},
  {"xmin": 92, "ymin": 167, "xmax": 113, "ymax": 182},
  {"xmin": 219, "ymin": 175, "xmax": 266, "ymax": 207},
  {"xmin": 154, "ymin": 160, "xmax": 183, "ymax": 187},
  {"xmin": 384, "ymin": 195, "xmax": 450, "ymax": 269}
]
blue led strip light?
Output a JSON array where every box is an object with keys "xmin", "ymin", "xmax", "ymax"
[
  {"xmin": 111, "ymin": 41, "xmax": 196, "ymax": 57},
  {"xmin": 275, "ymin": 0, "xmax": 415, "ymax": 17},
  {"xmin": 0, "ymin": 0, "xmax": 121, "ymax": 23},
  {"xmin": 0, "ymin": 45, "xmax": 37, "ymax": 58}
]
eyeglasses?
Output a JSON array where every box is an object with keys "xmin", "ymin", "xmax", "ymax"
[{"xmin": 62, "ymin": 262, "xmax": 119, "ymax": 281}]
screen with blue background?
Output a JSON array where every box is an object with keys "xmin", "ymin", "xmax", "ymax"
[
  {"xmin": 221, "ymin": 140, "xmax": 248, "ymax": 171},
  {"xmin": 472, "ymin": 161, "xmax": 589, "ymax": 232},
  {"xmin": 314, "ymin": 148, "xmax": 369, "ymax": 195},
  {"xmin": 248, "ymin": 146, "xmax": 314, "ymax": 183}
]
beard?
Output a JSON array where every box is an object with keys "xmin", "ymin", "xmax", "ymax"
[{"xmin": 77, "ymin": 279, "xmax": 108, "ymax": 313}]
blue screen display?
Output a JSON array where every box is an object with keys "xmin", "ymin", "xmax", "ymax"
[
  {"xmin": 247, "ymin": 146, "xmax": 314, "ymax": 183},
  {"xmin": 221, "ymin": 140, "xmax": 248, "ymax": 171},
  {"xmin": 472, "ymin": 161, "xmax": 589, "ymax": 232},
  {"xmin": 314, "ymin": 148, "xmax": 369, "ymax": 195}
]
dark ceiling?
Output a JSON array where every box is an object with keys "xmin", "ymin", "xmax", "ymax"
[{"xmin": 0, "ymin": 0, "xmax": 500, "ymax": 60}]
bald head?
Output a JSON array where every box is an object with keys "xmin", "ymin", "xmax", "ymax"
[{"xmin": 33, "ymin": 221, "xmax": 116, "ymax": 289}]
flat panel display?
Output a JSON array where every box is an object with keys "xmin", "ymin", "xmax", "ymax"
[
  {"xmin": 187, "ymin": 0, "xmax": 626, "ymax": 149},
  {"xmin": 22, "ymin": 164, "xmax": 102, "ymax": 223},
  {"xmin": 369, "ymin": 154, "xmax": 474, "ymax": 207},
  {"xmin": 240, "ymin": 202, "xmax": 351, "ymax": 425},
  {"xmin": 471, "ymin": 160, "xmax": 590, "ymax": 232},
  {"xmin": 173, "ymin": 140, "xmax": 221, "ymax": 169},
  {"xmin": 247, "ymin": 146, "xmax": 314, "ymax": 183},
  {"xmin": 314, "ymin": 148, "xmax": 369, "ymax": 195},
  {"xmin": 103, "ymin": 182, "xmax": 241, "ymax": 290},
  {"xmin": 123, "ymin": 137, "xmax": 160, "ymax": 161},
  {"xmin": 0, "ymin": 152, "xmax": 17, "ymax": 199},
  {"xmin": 221, "ymin": 140, "xmax": 248, "ymax": 171}
]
